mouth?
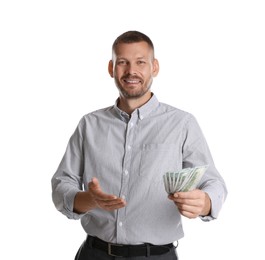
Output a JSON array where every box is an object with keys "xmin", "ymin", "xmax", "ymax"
[{"xmin": 123, "ymin": 77, "xmax": 142, "ymax": 85}]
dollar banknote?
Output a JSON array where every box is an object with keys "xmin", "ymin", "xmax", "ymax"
[{"xmin": 163, "ymin": 165, "xmax": 208, "ymax": 194}]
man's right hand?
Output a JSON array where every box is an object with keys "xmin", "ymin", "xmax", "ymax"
[{"xmin": 74, "ymin": 177, "xmax": 126, "ymax": 214}]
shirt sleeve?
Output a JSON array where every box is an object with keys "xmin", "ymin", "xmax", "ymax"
[
  {"xmin": 182, "ymin": 114, "xmax": 228, "ymax": 221},
  {"xmin": 51, "ymin": 117, "xmax": 86, "ymax": 220}
]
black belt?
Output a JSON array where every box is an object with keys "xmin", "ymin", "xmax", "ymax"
[{"xmin": 86, "ymin": 235, "xmax": 174, "ymax": 257}]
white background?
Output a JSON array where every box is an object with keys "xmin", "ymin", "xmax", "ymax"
[{"xmin": 1, "ymin": 0, "xmax": 264, "ymax": 259}]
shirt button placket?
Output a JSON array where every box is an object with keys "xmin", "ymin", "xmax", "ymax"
[{"xmin": 116, "ymin": 116, "xmax": 135, "ymax": 243}]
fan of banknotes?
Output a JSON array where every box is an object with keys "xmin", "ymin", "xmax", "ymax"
[{"xmin": 163, "ymin": 165, "xmax": 208, "ymax": 194}]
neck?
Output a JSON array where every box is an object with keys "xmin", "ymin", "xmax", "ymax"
[{"xmin": 118, "ymin": 92, "xmax": 152, "ymax": 115}]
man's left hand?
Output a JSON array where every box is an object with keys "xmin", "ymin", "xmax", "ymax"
[{"xmin": 168, "ymin": 189, "xmax": 211, "ymax": 219}]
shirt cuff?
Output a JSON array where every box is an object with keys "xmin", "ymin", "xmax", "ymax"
[
  {"xmin": 64, "ymin": 189, "xmax": 86, "ymax": 220},
  {"xmin": 200, "ymin": 187, "xmax": 225, "ymax": 221}
]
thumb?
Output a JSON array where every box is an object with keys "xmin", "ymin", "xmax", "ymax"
[{"xmin": 88, "ymin": 177, "xmax": 101, "ymax": 191}]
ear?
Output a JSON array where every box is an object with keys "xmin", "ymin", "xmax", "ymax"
[
  {"xmin": 152, "ymin": 58, "xmax": 159, "ymax": 77},
  {"xmin": 108, "ymin": 60, "xmax": 114, "ymax": 78}
]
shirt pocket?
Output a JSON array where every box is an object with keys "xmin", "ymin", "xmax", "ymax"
[{"xmin": 139, "ymin": 143, "xmax": 181, "ymax": 181}]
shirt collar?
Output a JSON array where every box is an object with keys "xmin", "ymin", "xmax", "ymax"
[{"xmin": 114, "ymin": 93, "xmax": 160, "ymax": 121}]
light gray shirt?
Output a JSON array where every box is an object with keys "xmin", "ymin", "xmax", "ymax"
[{"xmin": 51, "ymin": 94, "xmax": 227, "ymax": 245}]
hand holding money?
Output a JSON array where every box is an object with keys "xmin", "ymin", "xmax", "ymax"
[
  {"xmin": 164, "ymin": 165, "xmax": 211, "ymax": 218},
  {"xmin": 168, "ymin": 189, "xmax": 212, "ymax": 218}
]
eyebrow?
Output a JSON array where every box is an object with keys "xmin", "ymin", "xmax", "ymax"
[{"xmin": 116, "ymin": 56, "xmax": 147, "ymax": 60}]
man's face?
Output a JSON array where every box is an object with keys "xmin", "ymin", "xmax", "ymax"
[{"xmin": 108, "ymin": 41, "xmax": 159, "ymax": 99}]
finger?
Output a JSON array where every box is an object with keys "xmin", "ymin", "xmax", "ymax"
[
  {"xmin": 88, "ymin": 178, "xmax": 117, "ymax": 200},
  {"xmin": 169, "ymin": 194, "xmax": 198, "ymax": 206},
  {"xmin": 94, "ymin": 192, "xmax": 117, "ymax": 201},
  {"xmin": 174, "ymin": 191, "xmax": 194, "ymax": 199},
  {"xmin": 175, "ymin": 203, "xmax": 201, "ymax": 217},
  {"xmin": 102, "ymin": 203, "xmax": 126, "ymax": 211},
  {"xmin": 175, "ymin": 201, "xmax": 199, "ymax": 212},
  {"xmin": 101, "ymin": 199, "xmax": 126, "ymax": 208},
  {"xmin": 178, "ymin": 209, "xmax": 198, "ymax": 219},
  {"xmin": 88, "ymin": 177, "xmax": 101, "ymax": 192},
  {"xmin": 96, "ymin": 198, "xmax": 126, "ymax": 211},
  {"xmin": 96, "ymin": 197, "xmax": 125, "ymax": 205},
  {"xmin": 174, "ymin": 198, "xmax": 200, "ymax": 206}
]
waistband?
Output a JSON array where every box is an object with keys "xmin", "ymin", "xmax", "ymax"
[{"xmin": 85, "ymin": 235, "xmax": 174, "ymax": 258}]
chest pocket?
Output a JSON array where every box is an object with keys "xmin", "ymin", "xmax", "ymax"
[{"xmin": 139, "ymin": 143, "xmax": 181, "ymax": 181}]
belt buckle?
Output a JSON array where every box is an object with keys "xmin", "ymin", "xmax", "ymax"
[{"xmin": 108, "ymin": 243, "xmax": 124, "ymax": 257}]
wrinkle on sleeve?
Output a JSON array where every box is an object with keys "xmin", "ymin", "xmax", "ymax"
[
  {"xmin": 51, "ymin": 117, "xmax": 86, "ymax": 219},
  {"xmin": 181, "ymin": 114, "xmax": 228, "ymax": 221}
]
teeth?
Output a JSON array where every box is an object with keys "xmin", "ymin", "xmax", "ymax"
[{"xmin": 126, "ymin": 80, "xmax": 139, "ymax": 83}]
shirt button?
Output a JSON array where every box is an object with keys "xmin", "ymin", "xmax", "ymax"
[
  {"xmin": 121, "ymin": 195, "xmax": 126, "ymax": 200},
  {"xmin": 124, "ymin": 170, "xmax": 129, "ymax": 175},
  {"xmin": 119, "ymin": 222, "xmax": 123, "ymax": 227},
  {"xmin": 128, "ymin": 145, "xmax": 131, "ymax": 150},
  {"xmin": 130, "ymin": 122, "xmax": 134, "ymax": 127}
]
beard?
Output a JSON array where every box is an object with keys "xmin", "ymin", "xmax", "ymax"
[{"xmin": 114, "ymin": 75, "xmax": 153, "ymax": 99}]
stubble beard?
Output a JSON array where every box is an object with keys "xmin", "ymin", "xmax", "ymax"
[{"xmin": 115, "ymin": 77, "xmax": 153, "ymax": 99}]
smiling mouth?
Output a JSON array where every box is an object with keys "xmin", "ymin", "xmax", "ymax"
[{"xmin": 123, "ymin": 77, "xmax": 142, "ymax": 84}]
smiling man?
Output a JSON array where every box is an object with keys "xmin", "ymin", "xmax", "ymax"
[{"xmin": 51, "ymin": 30, "xmax": 227, "ymax": 260}]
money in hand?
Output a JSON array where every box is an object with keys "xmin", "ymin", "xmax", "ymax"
[{"xmin": 163, "ymin": 165, "xmax": 208, "ymax": 194}]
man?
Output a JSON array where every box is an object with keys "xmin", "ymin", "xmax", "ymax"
[{"xmin": 51, "ymin": 30, "xmax": 227, "ymax": 260}]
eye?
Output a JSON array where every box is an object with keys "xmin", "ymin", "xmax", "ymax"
[
  {"xmin": 117, "ymin": 60, "xmax": 127, "ymax": 65},
  {"xmin": 137, "ymin": 60, "xmax": 146, "ymax": 65}
]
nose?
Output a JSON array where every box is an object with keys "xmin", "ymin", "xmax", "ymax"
[{"xmin": 126, "ymin": 63, "xmax": 137, "ymax": 75}]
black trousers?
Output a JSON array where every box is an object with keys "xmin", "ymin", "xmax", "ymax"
[{"xmin": 74, "ymin": 239, "xmax": 178, "ymax": 260}]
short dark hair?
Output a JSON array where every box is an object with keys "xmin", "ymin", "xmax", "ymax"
[{"xmin": 112, "ymin": 30, "xmax": 154, "ymax": 55}]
